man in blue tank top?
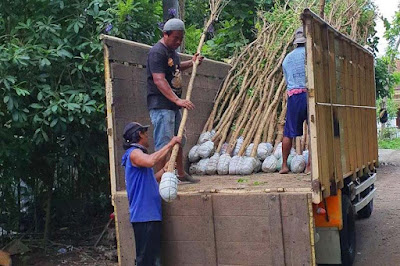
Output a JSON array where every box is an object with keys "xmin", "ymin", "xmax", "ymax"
[
  {"xmin": 280, "ymin": 26, "xmax": 310, "ymax": 174},
  {"xmin": 121, "ymin": 122, "xmax": 181, "ymax": 265}
]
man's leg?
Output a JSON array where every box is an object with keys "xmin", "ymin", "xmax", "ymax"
[
  {"xmin": 174, "ymin": 110, "xmax": 199, "ymax": 183},
  {"xmin": 132, "ymin": 222, "xmax": 161, "ymax": 266},
  {"xmin": 280, "ymin": 136, "xmax": 292, "ymax": 174},
  {"xmin": 149, "ymin": 109, "xmax": 175, "ymax": 172}
]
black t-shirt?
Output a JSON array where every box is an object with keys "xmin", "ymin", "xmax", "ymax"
[{"xmin": 147, "ymin": 42, "xmax": 182, "ymax": 110}]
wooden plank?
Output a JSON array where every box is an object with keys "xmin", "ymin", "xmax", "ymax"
[
  {"xmin": 104, "ymin": 43, "xmax": 117, "ymax": 198},
  {"xmin": 305, "ymin": 18, "xmax": 323, "ymax": 204},
  {"xmin": 329, "ymin": 31, "xmax": 343, "ymax": 190},
  {"xmin": 343, "ymin": 41, "xmax": 357, "ymax": 177},
  {"xmin": 114, "ymin": 192, "xmax": 136, "ymax": 266},
  {"xmin": 280, "ymin": 193, "xmax": 313, "ymax": 265},
  {"xmin": 161, "ymin": 194, "xmax": 217, "ymax": 265},
  {"xmin": 102, "ymin": 35, "xmax": 230, "ymax": 79},
  {"xmin": 317, "ymin": 23, "xmax": 335, "ymax": 197},
  {"xmin": 359, "ymin": 51, "xmax": 368, "ymax": 172},
  {"xmin": 339, "ymin": 40, "xmax": 351, "ymax": 176},
  {"xmin": 213, "ymin": 194, "xmax": 285, "ymax": 265},
  {"xmin": 352, "ymin": 45, "xmax": 363, "ymax": 173}
]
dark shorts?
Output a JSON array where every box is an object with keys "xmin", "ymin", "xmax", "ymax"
[
  {"xmin": 284, "ymin": 92, "xmax": 308, "ymax": 138},
  {"xmin": 132, "ymin": 221, "xmax": 161, "ymax": 266}
]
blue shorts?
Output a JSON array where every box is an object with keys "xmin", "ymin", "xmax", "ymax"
[
  {"xmin": 284, "ymin": 92, "xmax": 308, "ymax": 138},
  {"xmin": 149, "ymin": 109, "xmax": 186, "ymax": 151}
]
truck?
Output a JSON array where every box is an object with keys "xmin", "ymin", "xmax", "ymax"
[{"xmin": 102, "ymin": 9, "xmax": 378, "ymax": 265}]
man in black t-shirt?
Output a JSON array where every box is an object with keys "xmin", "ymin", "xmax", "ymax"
[{"xmin": 147, "ymin": 18, "xmax": 203, "ymax": 183}]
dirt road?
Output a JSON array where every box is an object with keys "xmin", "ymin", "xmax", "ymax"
[{"xmin": 354, "ymin": 165, "xmax": 400, "ymax": 265}]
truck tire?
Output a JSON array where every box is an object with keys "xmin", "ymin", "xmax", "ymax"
[
  {"xmin": 340, "ymin": 194, "xmax": 356, "ymax": 266},
  {"xmin": 357, "ymin": 186, "xmax": 374, "ymax": 219}
]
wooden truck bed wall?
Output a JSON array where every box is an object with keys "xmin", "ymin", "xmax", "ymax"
[
  {"xmin": 303, "ymin": 9, "xmax": 378, "ymax": 202},
  {"xmin": 102, "ymin": 36, "xmax": 315, "ymax": 265}
]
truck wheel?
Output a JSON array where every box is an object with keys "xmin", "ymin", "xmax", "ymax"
[
  {"xmin": 340, "ymin": 194, "xmax": 356, "ymax": 266},
  {"xmin": 357, "ymin": 186, "xmax": 373, "ymax": 219}
]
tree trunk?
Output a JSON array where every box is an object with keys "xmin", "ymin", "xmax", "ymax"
[
  {"xmin": 319, "ymin": 0, "xmax": 325, "ymax": 18},
  {"xmin": 43, "ymin": 173, "xmax": 54, "ymax": 250},
  {"xmin": 163, "ymin": 0, "xmax": 180, "ymax": 20}
]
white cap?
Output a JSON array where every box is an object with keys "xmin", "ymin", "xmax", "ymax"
[
  {"xmin": 163, "ymin": 18, "xmax": 185, "ymax": 31},
  {"xmin": 293, "ymin": 26, "xmax": 306, "ymax": 45}
]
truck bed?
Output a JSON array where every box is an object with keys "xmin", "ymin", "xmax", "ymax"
[{"xmin": 179, "ymin": 172, "xmax": 312, "ymax": 194}]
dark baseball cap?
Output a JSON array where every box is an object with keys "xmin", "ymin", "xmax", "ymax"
[{"xmin": 123, "ymin": 122, "xmax": 149, "ymax": 140}]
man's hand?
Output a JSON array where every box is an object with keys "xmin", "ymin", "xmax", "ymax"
[
  {"xmin": 171, "ymin": 136, "xmax": 182, "ymax": 146},
  {"xmin": 192, "ymin": 53, "xmax": 204, "ymax": 65},
  {"xmin": 175, "ymin": 99, "xmax": 195, "ymax": 110}
]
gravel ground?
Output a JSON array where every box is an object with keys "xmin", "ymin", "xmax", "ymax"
[{"xmin": 354, "ymin": 164, "xmax": 400, "ymax": 265}]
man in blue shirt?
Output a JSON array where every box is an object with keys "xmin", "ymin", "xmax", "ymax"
[
  {"xmin": 280, "ymin": 26, "xmax": 310, "ymax": 174},
  {"xmin": 122, "ymin": 122, "xmax": 181, "ymax": 265}
]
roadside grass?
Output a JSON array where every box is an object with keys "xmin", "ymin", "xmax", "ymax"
[{"xmin": 378, "ymin": 138, "xmax": 400, "ymax": 149}]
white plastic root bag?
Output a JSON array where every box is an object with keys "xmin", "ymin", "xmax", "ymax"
[
  {"xmin": 217, "ymin": 154, "xmax": 231, "ymax": 175},
  {"xmin": 188, "ymin": 145, "xmax": 201, "ymax": 163},
  {"xmin": 257, "ymin": 142, "xmax": 273, "ymax": 161},
  {"xmin": 159, "ymin": 172, "xmax": 178, "ymax": 202},
  {"xmin": 206, "ymin": 153, "xmax": 220, "ymax": 175},
  {"xmin": 239, "ymin": 157, "xmax": 257, "ymax": 175},
  {"xmin": 290, "ymin": 154, "xmax": 306, "ymax": 173},
  {"xmin": 197, "ymin": 140, "xmax": 215, "ymax": 159},
  {"xmin": 262, "ymin": 155, "xmax": 278, "ymax": 173}
]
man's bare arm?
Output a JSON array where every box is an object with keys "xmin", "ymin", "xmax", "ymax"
[
  {"xmin": 152, "ymin": 73, "xmax": 194, "ymax": 110},
  {"xmin": 130, "ymin": 136, "xmax": 181, "ymax": 168}
]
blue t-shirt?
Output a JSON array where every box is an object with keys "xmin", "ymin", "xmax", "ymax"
[
  {"xmin": 121, "ymin": 147, "xmax": 162, "ymax": 223},
  {"xmin": 282, "ymin": 46, "xmax": 306, "ymax": 91}
]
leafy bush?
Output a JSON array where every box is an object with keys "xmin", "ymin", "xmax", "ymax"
[{"xmin": 0, "ymin": 0, "xmax": 162, "ymax": 240}]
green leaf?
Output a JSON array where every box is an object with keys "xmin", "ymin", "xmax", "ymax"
[
  {"xmin": 30, "ymin": 103, "xmax": 43, "ymax": 109},
  {"xmin": 57, "ymin": 49, "xmax": 73, "ymax": 58},
  {"xmin": 42, "ymin": 131, "xmax": 49, "ymax": 142},
  {"xmin": 67, "ymin": 103, "xmax": 81, "ymax": 110},
  {"xmin": 74, "ymin": 23, "xmax": 79, "ymax": 33},
  {"xmin": 37, "ymin": 92, "xmax": 43, "ymax": 101},
  {"xmin": 15, "ymin": 87, "xmax": 30, "ymax": 96},
  {"xmin": 50, "ymin": 119, "xmax": 58, "ymax": 127},
  {"xmin": 12, "ymin": 112, "xmax": 19, "ymax": 121},
  {"xmin": 4, "ymin": 96, "xmax": 9, "ymax": 103},
  {"xmin": 51, "ymin": 105, "xmax": 58, "ymax": 112},
  {"xmin": 7, "ymin": 97, "xmax": 13, "ymax": 110}
]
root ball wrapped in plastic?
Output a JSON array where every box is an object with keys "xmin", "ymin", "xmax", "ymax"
[
  {"xmin": 197, "ymin": 140, "xmax": 215, "ymax": 159},
  {"xmin": 188, "ymin": 145, "xmax": 201, "ymax": 163},
  {"xmin": 274, "ymin": 142, "xmax": 282, "ymax": 159},
  {"xmin": 290, "ymin": 155, "xmax": 306, "ymax": 173},
  {"xmin": 257, "ymin": 143, "xmax": 273, "ymax": 161},
  {"xmin": 303, "ymin": 150, "xmax": 309, "ymax": 165},
  {"xmin": 290, "ymin": 148, "xmax": 297, "ymax": 155},
  {"xmin": 217, "ymin": 153, "xmax": 231, "ymax": 175},
  {"xmin": 196, "ymin": 158, "xmax": 210, "ymax": 175},
  {"xmin": 229, "ymin": 156, "xmax": 242, "ymax": 175},
  {"xmin": 245, "ymin": 143, "xmax": 254, "ymax": 157},
  {"xmin": 206, "ymin": 153, "xmax": 220, "ymax": 175},
  {"xmin": 262, "ymin": 155, "xmax": 278, "ymax": 173},
  {"xmin": 239, "ymin": 157, "xmax": 257, "ymax": 175},
  {"xmin": 233, "ymin": 137, "xmax": 244, "ymax": 156},
  {"xmin": 198, "ymin": 131, "xmax": 212, "ymax": 144},
  {"xmin": 159, "ymin": 172, "xmax": 178, "ymax": 202}
]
